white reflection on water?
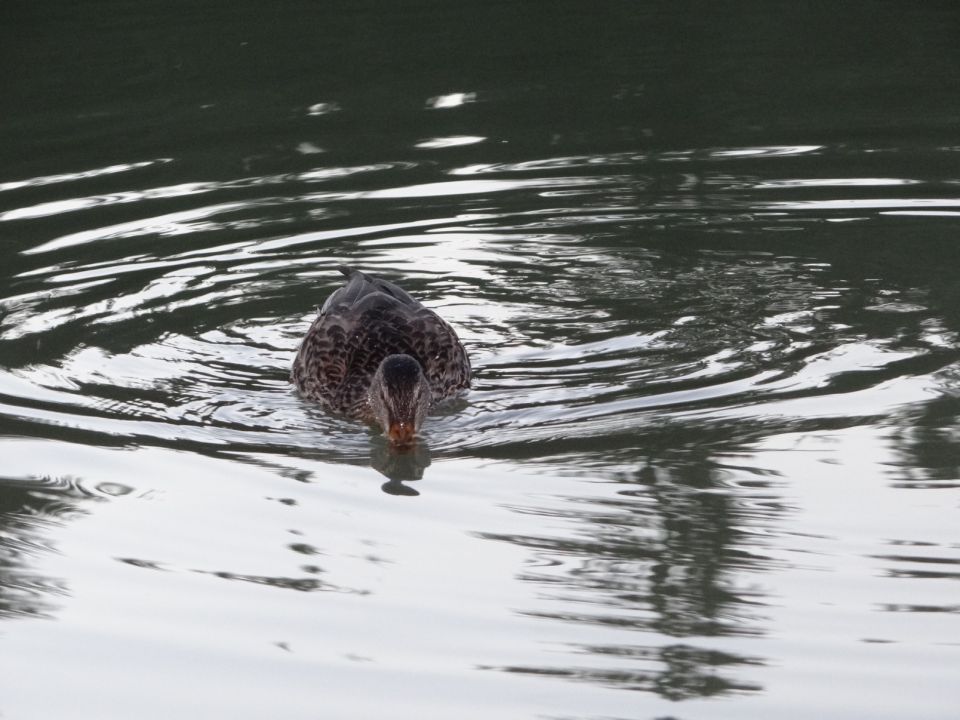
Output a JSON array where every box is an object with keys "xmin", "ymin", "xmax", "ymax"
[
  {"xmin": 426, "ymin": 92, "xmax": 476, "ymax": 109},
  {"xmin": 885, "ymin": 210, "xmax": 960, "ymax": 217},
  {"xmin": 1, "ymin": 417, "xmax": 957, "ymax": 718},
  {"xmin": 0, "ymin": 182, "xmax": 217, "ymax": 223},
  {"xmin": 0, "ymin": 159, "xmax": 171, "ymax": 193},
  {"xmin": 753, "ymin": 177, "xmax": 923, "ymax": 189},
  {"xmin": 415, "ymin": 135, "xmax": 486, "ymax": 149},
  {"xmin": 708, "ymin": 145, "xmax": 824, "ymax": 158},
  {"xmin": 768, "ymin": 198, "xmax": 960, "ymax": 211},
  {"xmin": 21, "ymin": 202, "xmax": 252, "ymax": 254},
  {"xmin": 295, "ymin": 142, "xmax": 326, "ymax": 154},
  {"xmin": 360, "ymin": 176, "xmax": 601, "ymax": 199},
  {"xmin": 306, "ymin": 101, "xmax": 341, "ymax": 116}
]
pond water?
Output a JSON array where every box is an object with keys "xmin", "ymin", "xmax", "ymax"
[{"xmin": 2, "ymin": 3, "xmax": 959, "ymax": 718}]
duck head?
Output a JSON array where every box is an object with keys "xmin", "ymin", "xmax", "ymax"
[{"xmin": 368, "ymin": 354, "xmax": 431, "ymax": 446}]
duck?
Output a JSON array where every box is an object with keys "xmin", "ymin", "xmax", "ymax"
[{"xmin": 291, "ymin": 266, "xmax": 471, "ymax": 445}]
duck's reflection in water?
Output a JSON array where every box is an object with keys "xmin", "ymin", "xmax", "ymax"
[{"xmin": 369, "ymin": 439, "xmax": 432, "ymax": 496}]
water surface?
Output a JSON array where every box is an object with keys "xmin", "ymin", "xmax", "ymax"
[{"xmin": 1, "ymin": 3, "xmax": 959, "ymax": 718}]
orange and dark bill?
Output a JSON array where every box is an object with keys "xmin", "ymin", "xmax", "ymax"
[{"xmin": 387, "ymin": 420, "xmax": 416, "ymax": 446}]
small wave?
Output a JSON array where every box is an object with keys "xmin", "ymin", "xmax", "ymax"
[{"xmin": 0, "ymin": 141, "xmax": 957, "ymax": 470}]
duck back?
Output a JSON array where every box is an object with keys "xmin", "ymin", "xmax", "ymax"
[{"xmin": 291, "ymin": 267, "xmax": 471, "ymax": 418}]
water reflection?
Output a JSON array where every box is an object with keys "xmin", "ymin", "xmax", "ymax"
[
  {"xmin": 2, "ymin": 1, "xmax": 959, "ymax": 715},
  {"xmin": 305, "ymin": 102, "xmax": 340, "ymax": 117},
  {"xmin": 426, "ymin": 92, "xmax": 476, "ymax": 109},
  {"xmin": 370, "ymin": 440, "xmax": 431, "ymax": 496},
  {"xmin": 4, "ymin": 213, "xmax": 958, "ymax": 474},
  {"xmin": 0, "ymin": 159, "xmax": 170, "ymax": 194},
  {"xmin": 893, "ymin": 386, "xmax": 960, "ymax": 490},
  {"xmin": 415, "ymin": 135, "xmax": 486, "ymax": 149},
  {"xmin": 0, "ymin": 475, "xmax": 109, "ymax": 618},
  {"xmin": 480, "ymin": 445, "xmax": 778, "ymax": 698}
]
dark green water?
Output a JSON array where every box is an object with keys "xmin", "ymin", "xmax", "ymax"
[{"xmin": 2, "ymin": 3, "xmax": 959, "ymax": 718}]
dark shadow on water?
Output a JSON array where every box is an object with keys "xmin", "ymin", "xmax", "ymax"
[
  {"xmin": 0, "ymin": 475, "xmax": 108, "ymax": 619},
  {"xmin": 370, "ymin": 437, "xmax": 432, "ymax": 496},
  {"xmin": 478, "ymin": 421, "xmax": 779, "ymax": 699},
  {"xmin": 227, "ymin": 431, "xmax": 434, "ymax": 496}
]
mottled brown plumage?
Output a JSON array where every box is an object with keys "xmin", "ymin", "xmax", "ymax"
[{"xmin": 291, "ymin": 266, "xmax": 471, "ymax": 443}]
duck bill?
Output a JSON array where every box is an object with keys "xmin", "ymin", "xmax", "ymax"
[{"xmin": 386, "ymin": 420, "xmax": 417, "ymax": 447}]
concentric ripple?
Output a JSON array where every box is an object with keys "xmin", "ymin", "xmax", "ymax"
[{"xmin": 1, "ymin": 144, "xmax": 959, "ymax": 470}]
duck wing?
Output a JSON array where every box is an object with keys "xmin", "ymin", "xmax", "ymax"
[
  {"xmin": 320, "ymin": 265, "xmax": 421, "ymax": 314},
  {"xmin": 292, "ymin": 267, "xmax": 471, "ymax": 417}
]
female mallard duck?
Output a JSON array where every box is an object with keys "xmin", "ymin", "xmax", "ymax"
[{"xmin": 291, "ymin": 266, "xmax": 471, "ymax": 445}]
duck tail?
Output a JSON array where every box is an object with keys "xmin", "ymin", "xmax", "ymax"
[{"xmin": 330, "ymin": 265, "xmax": 422, "ymax": 309}]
